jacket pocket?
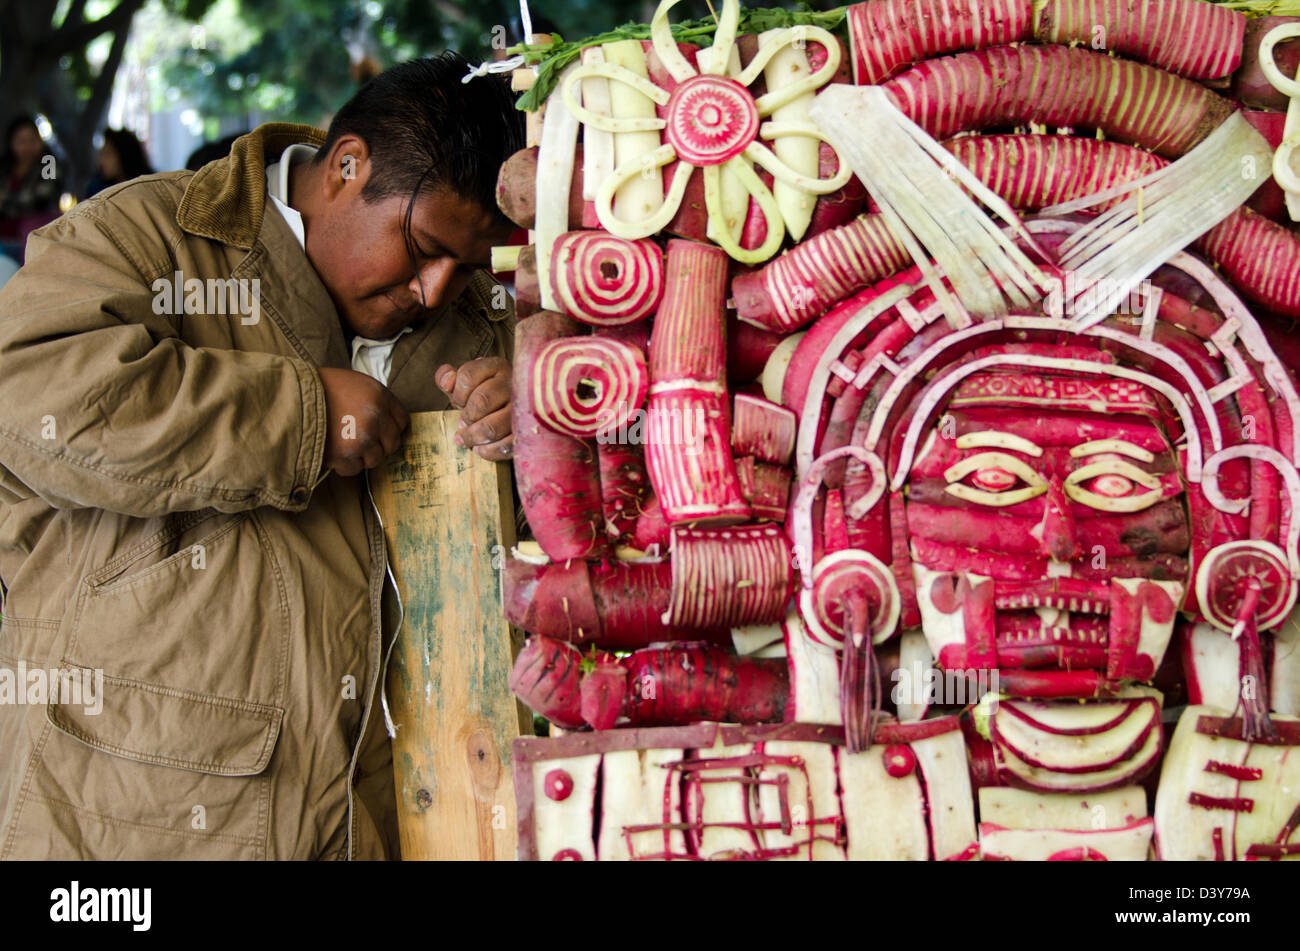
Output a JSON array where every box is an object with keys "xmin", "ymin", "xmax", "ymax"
[
  {"xmin": 0, "ymin": 673, "xmax": 281, "ymax": 859},
  {"xmin": 62, "ymin": 509, "xmax": 290, "ymax": 707},
  {"xmin": 46, "ymin": 668, "xmax": 282, "ymax": 775}
]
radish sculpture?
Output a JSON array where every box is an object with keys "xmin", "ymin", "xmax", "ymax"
[{"xmin": 498, "ymin": 0, "xmax": 1300, "ymax": 861}]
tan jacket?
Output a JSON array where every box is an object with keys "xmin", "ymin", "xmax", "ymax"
[{"xmin": 0, "ymin": 124, "xmax": 514, "ymax": 859}]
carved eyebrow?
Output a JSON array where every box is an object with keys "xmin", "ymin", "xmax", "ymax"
[
  {"xmin": 943, "ymin": 452, "xmax": 1046, "ymax": 486},
  {"xmin": 954, "ymin": 431, "xmax": 1043, "ymax": 456},
  {"xmin": 1070, "ymin": 439, "xmax": 1155, "ymax": 463}
]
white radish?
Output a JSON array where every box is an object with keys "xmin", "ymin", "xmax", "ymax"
[
  {"xmin": 760, "ymin": 29, "xmax": 819, "ymax": 242},
  {"xmin": 604, "ymin": 40, "xmax": 665, "ymax": 229}
]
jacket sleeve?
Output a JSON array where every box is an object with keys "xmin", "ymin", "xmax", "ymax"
[{"xmin": 0, "ymin": 198, "xmax": 327, "ymax": 517}]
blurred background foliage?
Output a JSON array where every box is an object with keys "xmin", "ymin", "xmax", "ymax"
[{"xmin": 0, "ymin": 0, "xmax": 838, "ymax": 191}]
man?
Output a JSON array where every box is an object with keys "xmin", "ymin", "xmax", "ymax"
[{"xmin": 0, "ymin": 53, "xmax": 523, "ymax": 859}]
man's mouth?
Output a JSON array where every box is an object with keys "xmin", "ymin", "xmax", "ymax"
[{"xmin": 383, "ymin": 292, "xmax": 422, "ymax": 319}]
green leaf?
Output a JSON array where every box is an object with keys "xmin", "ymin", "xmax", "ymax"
[
  {"xmin": 1207, "ymin": 0, "xmax": 1300, "ymax": 14},
  {"xmin": 512, "ymin": 3, "xmax": 849, "ymax": 112}
]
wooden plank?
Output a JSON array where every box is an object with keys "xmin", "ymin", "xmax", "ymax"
[{"xmin": 372, "ymin": 411, "xmax": 525, "ymax": 860}]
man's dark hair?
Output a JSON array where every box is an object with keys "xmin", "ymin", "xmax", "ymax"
[{"xmin": 316, "ymin": 51, "xmax": 524, "ymax": 235}]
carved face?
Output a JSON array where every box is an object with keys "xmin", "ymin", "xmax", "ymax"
[{"xmin": 904, "ymin": 366, "xmax": 1189, "ymax": 684}]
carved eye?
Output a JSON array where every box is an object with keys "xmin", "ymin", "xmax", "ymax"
[
  {"xmin": 1085, "ymin": 474, "xmax": 1134, "ymax": 498},
  {"xmin": 1066, "ymin": 459, "xmax": 1164, "ymax": 512},
  {"xmin": 943, "ymin": 452, "xmax": 1046, "ymax": 507},
  {"xmin": 970, "ymin": 467, "xmax": 1017, "ymax": 492}
]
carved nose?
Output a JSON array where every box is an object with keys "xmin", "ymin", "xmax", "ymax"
[{"xmin": 1038, "ymin": 476, "xmax": 1078, "ymax": 562}]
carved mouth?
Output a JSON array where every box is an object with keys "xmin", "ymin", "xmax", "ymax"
[
  {"xmin": 912, "ymin": 564, "xmax": 1183, "ymax": 690},
  {"xmin": 993, "ymin": 578, "xmax": 1112, "ymax": 614}
]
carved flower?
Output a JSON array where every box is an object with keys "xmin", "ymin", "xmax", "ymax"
[{"xmin": 562, "ymin": 0, "xmax": 850, "ymax": 263}]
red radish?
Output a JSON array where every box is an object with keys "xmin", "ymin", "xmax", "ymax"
[
  {"xmin": 1033, "ymin": 0, "xmax": 1245, "ymax": 80},
  {"xmin": 1198, "ymin": 209, "xmax": 1300, "ymax": 319},
  {"xmin": 531, "ymin": 335, "xmax": 648, "ymax": 439},
  {"xmin": 502, "ymin": 558, "xmax": 732, "ymax": 650},
  {"xmin": 513, "ymin": 312, "xmax": 610, "ymax": 561},
  {"xmin": 513, "ymin": 245, "xmax": 541, "ymax": 319},
  {"xmin": 726, "ymin": 314, "xmax": 786, "ymax": 382},
  {"xmin": 742, "ymin": 135, "xmax": 1300, "ymax": 328},
  {"xmin": 847, "ymin": 0, "xmax": 1032, "ymax": 85},
  {"xmin": 597, "ymin": 440, "xmax": 650, "ymax": 543},
  {"xmin": 996, "ymin": 669, "xmax": 1112, "ymax": 699},
  {"xmin": 511, "ymin": 636, "xmax": 788, "ymax": 728},
  {"xmin": 543, "ymin": 769, "xmax": 574, "ymax": 801},
  {"xmin": 945, "ymin": 136, "xmax": 1164, "ymax": 213},
  {"xmin": 590, "ymin": 324, "xmax": 653, "ymax": 543},
  {"xmin": 734, "ymin": 456, "xmax": 793, "ymax": 522},
  {"xmin": 623, "ymin": 646, "xmax": 788, "ymax": 726},
  {"xmin": 882, "ymin": 45, "xmax": 1234, "ymax": 159},
  {"xmin": 667, "ymin": 524, "xmax": 795, "ymax": 629},
  {"xmin": 824, "ymin": 488, "xmax": 849, "ymax": 553},
  {"xmin": 820, "ymin": 314, "xmax": 922, "ymax": 475},
  {"xmin": 776, "ymin": 279, "xmax": 912, "ymax": 410},
  {"xmin": 731, "ymin": 394, "xmax": 797, "ymax": 464},
  {"xmin": 847, "ymin": 0, "xmax": 1243, "ymax": 86},
  {"xmin": 1233, "ymin": 15, "xmax": 1300, "ymax": 110},
  {"xmin": 496, "ymin": 145, "xmax": 588, "ymax": 230},
  {"xmin": 807, "ymin": 140, "xmax": 869, "ymax": 238},
  {"xmin": 509, "ymin": 636, "xmax": 588, "ymax": 730},
  {"xmin": 580, "ymin": 657, "xmax": 628, "ymax": 731},
  {"xmin": 883, "ymin": 744, "xmax": 917, "ymax": 778},
  {"xmin": 549, "ymin": 230, "xmax": 665, "ymax": 327},
  {"xmin": 907, "ymin": 501, "xmax": 1190, "ymax": 560},
  {"xmin": 733, "ymin": 215, "xmax": 909, "ymax": 332},
  {"xmin": 646, "ymin": 239, "xmax": 750, "ymax": 525},
  {"xmin": 632, "ymin": 493, "xmax": 672, "ymax": 552},
  {"xmin": 740, "ymin": 166, "xmax": 776, "ymax": 252}
]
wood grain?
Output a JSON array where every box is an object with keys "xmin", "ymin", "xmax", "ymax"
[{"xmin": 373, "ymin": 411, "xmax": 526, "ymax": 860}]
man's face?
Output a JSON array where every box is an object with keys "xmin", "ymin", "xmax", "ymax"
[{"xmin": 304, "ymin": 144, "xmax": 513, "ymax": 340}]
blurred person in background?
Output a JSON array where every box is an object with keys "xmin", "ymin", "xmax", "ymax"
[
  {"xmin": 0, "ymin": 116, "xmax": 63, "ymax": 254},
  {"xmin": 185, "ymin": 132, "xmax": 247, "ymax": 172},
  {"xmin": 84, "ymin": 128, "xmax": 154, "ymax": 198}
]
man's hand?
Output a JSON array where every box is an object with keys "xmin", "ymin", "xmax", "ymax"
[
  {"xmin": 318, "ymin": 367, "xmax": 410, "ymax": 477},
  {"xmin": 436, "ymin": 357, "xmax": 514, "ymax": 462}
]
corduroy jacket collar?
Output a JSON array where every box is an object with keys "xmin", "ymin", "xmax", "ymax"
[{"xmin": 177, "ymin": 123, "xmax": 327, "ymax": 250}]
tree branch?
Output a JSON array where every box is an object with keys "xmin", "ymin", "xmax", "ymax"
[
  {"xmin": 65, "ymin": 0, "xmax": 89, "ymax": 31},
  {"xmin": 77, "ymin": 25, "xmax": 130, "ymax": 142},
  {"xmin": 52, "ymin": 0, "xmax": 143, "ymax": 55}
]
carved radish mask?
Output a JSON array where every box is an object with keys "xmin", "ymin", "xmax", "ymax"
[{"xmin": 904, "ymin": 365, "xmax": 1188, "ymax": 689}]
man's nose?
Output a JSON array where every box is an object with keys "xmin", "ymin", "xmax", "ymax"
[
  {"xmin": 409, "ymin": 257, "xmax": 457, "ymax": 310},
  {"xmin": 1038, "ymin": 476, "xmax": 1078, "ymax": 563}
]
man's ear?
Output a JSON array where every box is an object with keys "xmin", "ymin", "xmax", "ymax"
[{"xmin": 323, "ymin": 134, "xmax": 371, "ymax": 201}]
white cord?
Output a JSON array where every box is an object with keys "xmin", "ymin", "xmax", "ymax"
[
  {"xmin": 462, "ymin": 0, "xmax": 534, "ymax": 83},
  {"xmin": 364, "ymin": 468, "xmax": 405, "ymax": 739}
]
